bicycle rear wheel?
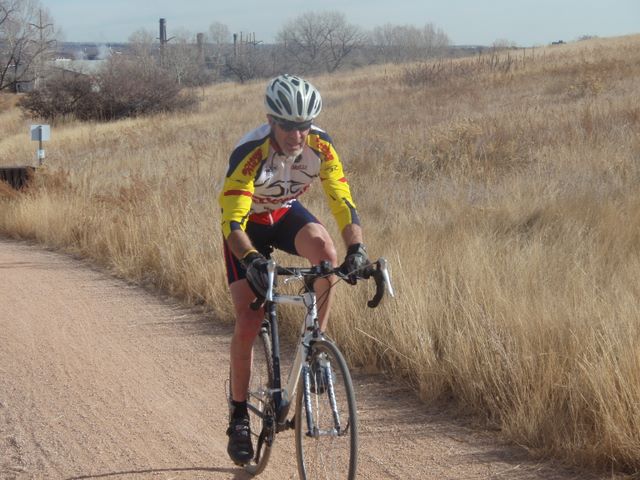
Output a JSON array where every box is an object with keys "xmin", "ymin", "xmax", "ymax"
[
  {"xmin": 245, "ymin": 325, "xmax": 275, "ymax": 475},
  {"xmin": 295, "ymin": 339, "xmax": 358, "ymax": 480}
]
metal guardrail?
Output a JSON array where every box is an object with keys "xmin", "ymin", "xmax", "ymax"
[{"xmin": 0, "ymin": 166, "xmax": 34, "ymax": 190}]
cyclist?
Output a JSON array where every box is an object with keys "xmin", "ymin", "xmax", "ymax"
[{"xmin": 218, "ymin": 74, "xmax": 369, "ymax": 466}]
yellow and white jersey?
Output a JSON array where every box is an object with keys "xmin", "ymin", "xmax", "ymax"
[{"xmin": 218, "ymin": 123, "xmax": 359, "ymax": 238}]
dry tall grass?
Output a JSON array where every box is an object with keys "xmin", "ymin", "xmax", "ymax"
[{"xmin": 2, "ymin": 35, "xmax": 640, "ymax": 474}]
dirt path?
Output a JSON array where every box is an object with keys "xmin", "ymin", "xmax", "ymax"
[{"xmin": 0, "ymin": 238, "xmax": 603, "ymax": 480}]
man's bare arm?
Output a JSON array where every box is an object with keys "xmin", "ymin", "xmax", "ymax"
[
  {"xmin": 226, "ymin": 230, "xmax": 257, "ymax": 260},
  {"xmin": 341, "ymin": 223, "xmax": 364, "ymax": 248}
]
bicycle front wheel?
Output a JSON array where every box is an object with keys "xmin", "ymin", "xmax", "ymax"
[
  {"xmin": 295, "ymin": 339, "xmax": 358, "ymax": 480},
  {"xmin": 245, "ymin": 325, "xmax": 275, "ymax": 476}
]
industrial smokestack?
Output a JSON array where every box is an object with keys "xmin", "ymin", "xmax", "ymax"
[
  {"xmin": 196, "ymin": 33, "xmax": 205, "ymax": 65},
  {"xmin": 233, "ymin": 33, "xmax": 238, "ymax": 58},
  {"xmin": 159, "ymin": 18, "xmax": 167, "ymax": 44},
  {"xmin": 159, "ymin": 18, "xmax": 167, "ymax": 67}
]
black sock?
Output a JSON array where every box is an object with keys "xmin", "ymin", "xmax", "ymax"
[{"xmin": 231, "ymin": 400, "xmax": 248, "ymax": 419}]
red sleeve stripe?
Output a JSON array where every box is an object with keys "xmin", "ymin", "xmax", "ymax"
[
  {"xmin": 320, "ymin": 177, "xmax": 347, "ymax": 183},
  {"xmin": 224, "ymin": 190, "xmax": 253, "ymax": 197},
  {"xmin": 223, "ymin": 238, "xmax": 240, "ymax": 283}
]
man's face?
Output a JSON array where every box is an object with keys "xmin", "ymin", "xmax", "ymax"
[{"xmin": 268, "ymin": 115, "xmax": 311, "ymax": 157}]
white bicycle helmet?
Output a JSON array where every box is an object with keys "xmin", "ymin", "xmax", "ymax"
[{"xmin": 265, "ymin": 74, "xmax": 322, "ymax": 123}]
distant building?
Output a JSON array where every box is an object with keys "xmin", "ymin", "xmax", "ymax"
[
  {"xmin": 51, "ymin": 59, "xmax": 107, "ymax": 76},
  {"xmin": 39, "ymin": 59, "xmax": 107, "ymax": 92},
  {"xmin": 15, "ymin": 80, "xmax": 34, "ymax": 93}
]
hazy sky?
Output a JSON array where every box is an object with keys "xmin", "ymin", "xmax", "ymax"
[{"xmin": 40, "ymin": 0, "xmax": 639, "ymax": 47}]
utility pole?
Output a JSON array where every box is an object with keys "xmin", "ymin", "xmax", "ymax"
[
  {"xmin": 158, "ymin": 18, "xmax": 175, "ymax": 67},
  {"xmin": 233, "ymin": 31, "xmax": 261, "ymax": 59},
  {"xmin": 29, "ymin": 9, "xmax": 55, "ymax": 89},
  {"xmin": 196, "ymin": 32, "xmax": 205, "ymax": 65}
]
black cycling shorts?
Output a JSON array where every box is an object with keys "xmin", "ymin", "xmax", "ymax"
[{"xmin": 223, "ymin": 201, "xmax": 321, "ymax": 285}]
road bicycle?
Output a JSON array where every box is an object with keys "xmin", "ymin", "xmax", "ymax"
[{"xmin": 239, "ymin": 257, "xmax": 394, "ymax": 479}]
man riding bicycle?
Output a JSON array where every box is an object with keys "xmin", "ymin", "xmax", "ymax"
[{"xmin": 218, "ymin": 74, "xmax": 369, "ymax": 466}]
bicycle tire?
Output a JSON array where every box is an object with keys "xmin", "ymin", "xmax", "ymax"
[
  {"xmin": 295, "ymin": 339, "xmax": 358, "ymax": 480},
  {"xmin": 245, "ymin": 326, "xmax": 275, "ymax": 475}
]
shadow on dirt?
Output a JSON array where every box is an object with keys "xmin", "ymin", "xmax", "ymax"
[{"xmin": 67, "ymin": 465, "xmax": 254, "ymax": 480}]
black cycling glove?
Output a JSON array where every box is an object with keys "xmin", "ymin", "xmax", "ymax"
[
  {"xmin": 240, "ymin": 251, "xmax": 269, "ymax": 298},
  {"xmin": 340, "ymin": 243, "xmax": 369, "ymax": 284}
]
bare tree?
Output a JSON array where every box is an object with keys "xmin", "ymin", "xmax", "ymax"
[
  {"xmin": 370, "ymin": 22, "xmax": 450, "ymax": 63},
  {"xmin": 225, "ymin": 41, "xmax": 270, "ymax": 83},
  {"xmin": 162, "ymin": 29, "xmax": 200, "ymax": 85},
  {"xmin": 324, "ymin": 14, "xmax": 363, "ymax": 72},
  {"xmin": 209, "ymin": 21, "xmax": 230, "ymax": 45},
  {"xmin": 492, "ymin": 38, "xmax": 518, "ymax": 50},
  {"xmin": 0, "ymin": 0, "xmax": 57, "ymax": 92},
  {"xmin": 130, "ymin": 27, "xmax": 213, "ymax": 88},
  {"xmin": 421, "ymin": 23, "xmax": 450, "ymax": 57},
  {"xmin": 207, "ymin": 21, "xmax": 230, "ymax": 76},
  {"xmin": 128, "ymin": 28, "xmax": 156, "ymax": 66},
  {"xmin": 277, "ymin": 11, "xmax": 363, "ymax": 74}
]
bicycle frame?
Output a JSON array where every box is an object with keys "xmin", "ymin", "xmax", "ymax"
[
  {"xmin": 261, "ymin": 287, "xmax": 320, "ymax": 430},
  {"xmin": 247, "ymin": 257, "xmax": 393, "ymax": 426}
]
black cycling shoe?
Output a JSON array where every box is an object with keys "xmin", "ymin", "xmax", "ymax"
[{"xmin": 226, "ymin": 416, "xmax": 254, "ymax": 466}]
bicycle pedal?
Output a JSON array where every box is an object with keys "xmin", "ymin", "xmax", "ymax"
[
  {"xmin": 276, "ymin": 418, "xmax": 295, "ymax": 433},
  {"xmin": 286, "ymin": 417, "xmax": 296, "ymax": 430}
]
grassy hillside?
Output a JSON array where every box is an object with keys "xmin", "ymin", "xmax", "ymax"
[{"xmin": 2, "ymin": 34, "xmax": 640, "ymax": 474}]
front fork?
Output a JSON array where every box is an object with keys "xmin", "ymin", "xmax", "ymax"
[
  {"xmin": 301, "ymin": 350, "xmax": 340, "ymax": 438},
  {"xmin": 302, "ymin": 364, "xmax": 314, "ymax": 435}
]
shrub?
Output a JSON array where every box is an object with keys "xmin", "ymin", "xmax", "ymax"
[
  {"xmin": 403, "ymin": 51, "xmax": 518, "ymax": 87},
  {"xmin": 96, "ymin": 56, "xmax": 198, "ymax": 120},
  {"xmin": 18, "ymin": 56, "xmax": 199, "ymax": 122},
  {"xmin": 18, "ymin": 73, "xmax": 100, "ymax": 122}
]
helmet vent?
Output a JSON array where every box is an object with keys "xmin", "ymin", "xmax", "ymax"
[
  {"xmin": 308, "ymin": 91, "xmax": 317, "ymax": 115},
  {"xmin": 296, "ymin": 92, "xmax": 304, "ymax": 116},
  {"xmin": 266, "ymin": 97, "xmax": 280, "ymax": 114},
  {"xmin": 278, "ymin": 91, "xmax": 292, "ymax": 114}
]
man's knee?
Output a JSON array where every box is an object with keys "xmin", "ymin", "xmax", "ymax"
[
  {"xmin": 229, "ymin": 279, "xmax": 263, "ymax": 343},
  {"xmin": 296, "ymin": 224, "xmax": 338, "ymax": 265},
  {"xmin": 310, "ymin": 237, "xmax": 337, "ymax": 262},
  {"xmin": 233, "ymin": 309, "xmax": 263, "ymax": 344}
]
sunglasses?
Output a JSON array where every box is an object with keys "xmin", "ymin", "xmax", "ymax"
[{"xmin": 273, "ymin": 117, "xmax": 313, "ymax": 132}]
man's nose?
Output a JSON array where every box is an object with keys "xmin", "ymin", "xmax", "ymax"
[{"xmin": 286, "ymin": 129, "xmax": 303, "ymax": 141}]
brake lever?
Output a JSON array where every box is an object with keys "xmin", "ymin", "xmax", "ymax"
[
  {"xmin": 379, "ymin": 257, "xmax": 395, "ymax": 297},
  {"xmin": 366, "ymin": 258, "xmax": 394, "ymax": 308},
  {"xmin": 367, "ymin": 269, "xmax": 385, "ymax": 308}
]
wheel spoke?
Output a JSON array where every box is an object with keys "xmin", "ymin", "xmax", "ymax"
[
  {"xmin": 295, "ymin": 340, "xmax": 358, "ymax": 480},
  {"xmin": 244, "ymin": 329, "xmax": 275, "ymax": 475}
]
